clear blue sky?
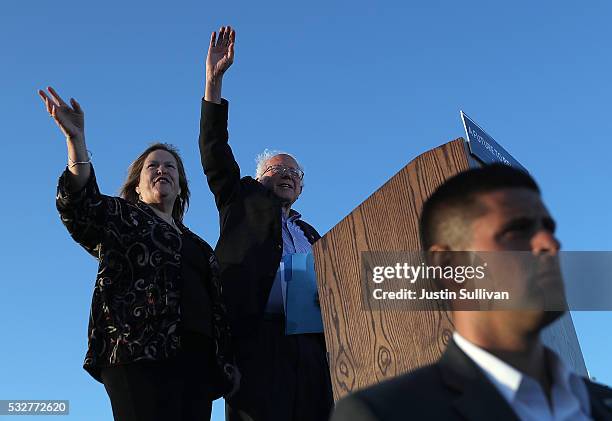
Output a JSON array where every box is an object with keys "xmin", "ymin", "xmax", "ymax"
[{"xmin": 2, "ymin": 0, "xmax": 611, "ymax": 419}]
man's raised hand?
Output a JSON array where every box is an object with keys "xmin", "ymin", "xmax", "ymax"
[
  {"xmin": 205, "ymin": 26, "xmax": 235, "ymax": 103},
  {"xmin": 207, "ymin": 26, "xmax": 235, "ymax": 83}
]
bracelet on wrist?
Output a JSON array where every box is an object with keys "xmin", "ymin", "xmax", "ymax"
[{"xmin": 68, "ymin": 150, "xmax": 92, "ymax": 168}]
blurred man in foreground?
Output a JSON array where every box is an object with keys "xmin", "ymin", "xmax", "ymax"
[{"xmin": 331, "ymin": 164, "xmax": 612, "ymax": 421}]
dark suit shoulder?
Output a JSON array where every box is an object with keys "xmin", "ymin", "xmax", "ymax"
[
  {"xmin": 584, "ymin": 379, "xmax": 612, "ymax": 419},
  {"xmin": 333, "ymin": 364, "xmax": 455, "ymax": 421},
  {"xmin": 586, "ymin": 378, "xmax": 612, "ymax": 406},
  {"xmin": 332, "ymin": 393, "xmax": 380, "ymax": 421},
  {"xmin": 295, "ymin": 218, "xmax": 320, "ymax": 241},
  {"xmin": 586, "ymin": 379, "xmax": 612, "ymax": 396}
]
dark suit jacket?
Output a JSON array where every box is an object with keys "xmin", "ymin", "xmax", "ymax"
[
  {"xmin": 198, "ymin": 99, "xmax": 320, "ymax": 336},
  {"xmin": 331, "ymin": 339, "xmax": 612, "ymax": 421}
]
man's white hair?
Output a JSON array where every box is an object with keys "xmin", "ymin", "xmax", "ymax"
[{"xmin": 255, "ymin": 149, "xmax": 304, "ymax": 186}]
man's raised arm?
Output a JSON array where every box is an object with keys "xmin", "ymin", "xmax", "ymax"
[{"xmin": 199, "ymin": 26, "xmax": 240, "ymax": 210}]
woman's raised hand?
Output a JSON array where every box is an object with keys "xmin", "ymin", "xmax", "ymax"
[
  {"xmin": 38, "ymin": 86, "xmax": 85, "ymax": 142},
  {"xmin": 38, "ymin": 86, "xmax": 90, "ymax": 188}
]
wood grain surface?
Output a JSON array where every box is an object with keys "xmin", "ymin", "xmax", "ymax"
[{"xmin": 313, "ymin": 138, "xmax": 588, "ymax": 400}]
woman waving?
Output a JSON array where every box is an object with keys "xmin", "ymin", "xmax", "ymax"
[{"xmin": 39, "ymin": 86, "xmax": 238, "ymax": 421}]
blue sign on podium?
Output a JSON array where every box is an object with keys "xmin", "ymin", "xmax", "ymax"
[
  {"xmin": 279, "ymin": 253, "xmax": 324, "ymax": 335},
  {"xmin": 461, "ymin": 111, "xmax": 527, "ymax": 173}
]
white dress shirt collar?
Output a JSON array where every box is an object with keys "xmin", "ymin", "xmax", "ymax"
[{"xmin": 453, "ymin": 332, "xmax": 592, "ymax": 421}]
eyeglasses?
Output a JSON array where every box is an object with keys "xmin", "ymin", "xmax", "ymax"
[{"xmin": 261, "ymin": 165, "xmax": 304, "ymax": 180}]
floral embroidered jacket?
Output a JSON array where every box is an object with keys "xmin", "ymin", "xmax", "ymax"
[{"xmin": 56, "ymin": 166, "xmax": 233, "ymax": 394}]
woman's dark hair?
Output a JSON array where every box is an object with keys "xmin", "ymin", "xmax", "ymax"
[{"xmin": 119, "ymin": 143, "xmax": 190, "ymax": 222}]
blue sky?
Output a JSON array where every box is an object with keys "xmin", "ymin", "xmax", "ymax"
[{"xmin": 2, "ymin": 0, "xmax": 611, "ymax": 419}]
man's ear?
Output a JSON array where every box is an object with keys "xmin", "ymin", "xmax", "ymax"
[
  {"xmin": 426, "ymin": 244, "xmax": 464, "ymax": 294},
  {"xmin": 428, "ymin": 244, "xmax": 452, "ymax": 267},
  {"xmin": 135, "ymin": 186, "xmax": 140, "ymax": 195}
]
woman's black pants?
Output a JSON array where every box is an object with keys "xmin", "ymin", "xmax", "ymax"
[{"xmin": 100, "ymin": 333, "xmax": 218, "ymax": 421}]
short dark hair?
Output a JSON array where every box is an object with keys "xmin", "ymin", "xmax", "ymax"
[
  {"xmin": 119, "ymin": 143, "xmax": 190, "ymax": 222},
  {"xmin": 419, "ymin": 164, "xmax": 540, "ymax": 250}
]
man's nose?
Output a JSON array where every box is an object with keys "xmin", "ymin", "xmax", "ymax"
[{"xmin": 532, "ymin": 230, "xmax": 561, "ymax": 255}]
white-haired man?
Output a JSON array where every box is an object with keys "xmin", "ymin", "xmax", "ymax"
[{"xmin": 198, "ymin": 26, "xmax": 333, "ymax": 421}]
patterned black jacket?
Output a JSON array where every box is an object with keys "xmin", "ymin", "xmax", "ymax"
[
  {"xmin": 56, "ymin": 167, "xmax": 233, "ymax": 393},
  {"xmin": 199, "ymin": 99, "xmax": 321, "ymax": 336}
]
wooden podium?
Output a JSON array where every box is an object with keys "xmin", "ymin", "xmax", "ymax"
[{"xmin": 312, "ymin": 137, "xmax": 587, "ymax": 400}]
